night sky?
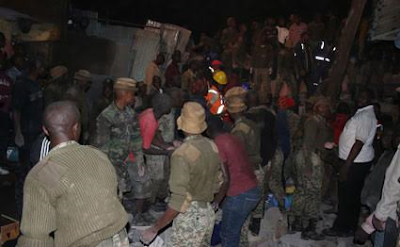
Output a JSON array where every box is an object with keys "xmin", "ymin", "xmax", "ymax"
[{"xmin": 72, "ymin": 0, "xmax": 352, "ymax": 34}]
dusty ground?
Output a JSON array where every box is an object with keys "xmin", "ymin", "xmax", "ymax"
[{"xmin": 127, "ymin": 205, "xmax": 370, "ymax": 247}]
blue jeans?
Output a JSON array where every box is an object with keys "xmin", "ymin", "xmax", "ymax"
[
  {"xmin": 373, "ymin": 218, "xmax": 399, "ymax": 247},
  {"xmin": 221, "ymin": 186, "xmax": 261, "ymax": 247}
]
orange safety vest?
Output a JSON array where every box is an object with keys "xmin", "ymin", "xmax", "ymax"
[{"xmin": 205, "ymin": 85, "xmax": 225, "ymax": 115}]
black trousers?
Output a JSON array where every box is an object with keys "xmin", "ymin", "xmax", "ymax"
[
  {"xmin": 333, "ymin": 160, "xmax": 372, "ymax": 232},
  {"xmin": 0, "ymin": 112, "xmax": 11, "ymax": 162}
]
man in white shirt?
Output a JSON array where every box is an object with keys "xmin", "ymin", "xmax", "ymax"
[
  {"xmin": 276, "ymin": 17, "xmax": 289, "ymax": 46},
  {"xmin": 324, "ymin": 88, "xmax": 377, "ymax": 237},
  {"xmin": 354, "ymin": 144, "xmax": 400, "ymax": 246}
]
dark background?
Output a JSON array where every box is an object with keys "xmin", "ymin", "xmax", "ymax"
[{"xmin": 71, "ymin": 0, "xmax": 355, "ymax": 34}]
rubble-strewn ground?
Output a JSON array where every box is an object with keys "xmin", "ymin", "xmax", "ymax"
[
  {"xmin": 1, "ymin": 173, "xmax": 371, "ymax": 247},
  {"xmin": 128, "ymin": 205, "xmax": 372, "ymax": 247}
]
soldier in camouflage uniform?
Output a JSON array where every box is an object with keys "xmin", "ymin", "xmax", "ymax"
[
  {"xmin": 95, "ymin": 78, "xmax": 151, "ymax": 225},
  {"xmin": 288, "ymin": 96, "xmax": 332, "ymax": 240},
  {"xmin": 89, "ymin": 79, "xmax": 113, "ymax": 144},
  {"xmin": 44, "ymin": 65, "xmax": 70, "ymax": 107},
  {"xmin": 141, "ymin": 102, "xmax": 223, "ymax": 247},
  {"xmin": 65, "ymin": 70, "xmax": 91, "ymax": 144},
  {"xmin": 157, "ymin": 108, "xmax": 177, "ymax": 204},
  {"xmin": 225, "ymin": 87, "xmax": 264, "ymax": 240}
]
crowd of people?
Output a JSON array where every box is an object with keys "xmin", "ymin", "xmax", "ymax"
[{"xmin": 0, "ymin": 12, "xmax": 400, "ymax": 247}]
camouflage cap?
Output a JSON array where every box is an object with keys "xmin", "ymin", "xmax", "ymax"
[
  {"xmin": 74, "ymin": 69, "xmax": 91, "ymax": 81},
  {"xmin": 313, "ymin": 96, "xmax": 331, "ymax": 110},
  {"xmin": 177, "ymin": 102, "xmax": 207, "ymax": 134},
  {"xmin": 225, "ymin": 86, "xmax": 247, "ymax": 113},
  {"xmin": 50, "ymin": 65, "xmax": 68, "ymax": 80},
  {"xmin": 225, "ymin": 86, "xmax": 247, "ymax": 100},
  {"xmin": 114, "ymin": 78, "xmax": 137, "ymax": 91}
]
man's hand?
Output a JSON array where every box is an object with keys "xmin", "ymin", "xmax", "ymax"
[
  {"xmin": 339, "ymin": 165, "xmax": 349, "ymax": 182},
  {"xmin": 173, "ymin": 140, "xmax": 182, "ymax": 148},
  {"xmin": 372, "ymin": 215, "xmax": 385, "ymax": 231},
  {"xmin": 15, "ymin": 132, "xmax": 24, "ymax": 147},
  {"xmin": 354, "ymin": 227, "xmax": 369, "ymax": 244},
  {"xmin": 166, "ymin": 146, "xmax": 176, "ymax": 151},
  {"xmin": 324, "ymin": 142, "xmax": 336, "ymax": 150},
  {"xmin": 140, "ymin": 226, "xmax": 158, "ymax": 245}
]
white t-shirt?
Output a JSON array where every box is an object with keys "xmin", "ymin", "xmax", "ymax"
[
  {"xmin": 276, "ymin": 26, "xmax": 289, "ymax": 45},
  {"xmin": 339, "ymin": 105, "xmax": 377, "ymax": 163}
]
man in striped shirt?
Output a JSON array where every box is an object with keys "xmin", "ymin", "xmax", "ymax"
[{"xmin": 30, "ymin": 133, "xmax": 51, "ymax": 165}]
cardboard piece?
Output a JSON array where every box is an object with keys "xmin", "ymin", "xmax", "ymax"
[{"xmin": 0, "ymin": 222, "xmax": 20, "ymax": 244}]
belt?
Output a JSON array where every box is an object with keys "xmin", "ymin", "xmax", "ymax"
[{"xmin": 193, "ymin": 201, "xmax": 209, "ymax": 208}]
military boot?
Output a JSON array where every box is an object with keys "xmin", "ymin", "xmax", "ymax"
[
  {"xmin": 301, "ymin": 219, "xmax": 325, "ymax": 241},
  {"xmin": 287, "ymin": 216, "xmax": 302, "ymax": 234}
]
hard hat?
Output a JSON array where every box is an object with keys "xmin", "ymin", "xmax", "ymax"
[
  {"xmin": 213, "ymin": 71, "xmax": 227, "ymax": 85},
  {"xmin": 211, "ymin": 60, "xmax": 223, "ymax": 68}
]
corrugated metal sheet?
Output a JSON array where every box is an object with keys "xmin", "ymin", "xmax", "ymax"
[
  {"xmin": 371, "ymin": 0, "xmax": 400, "ymax": 40},
  {"xmin": 86, "ymin": 22, "xmax": 161, "ymax": 79},
  {"xmin": 145, "ymin": 20, "xmax": 192, "ymax": 63},
  {"xmin": 129, "ymin": 29, "xmax": 160, "ymax": 81}
]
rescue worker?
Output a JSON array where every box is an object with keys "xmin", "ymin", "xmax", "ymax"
[
  {"xmin": 95, "ymin": 78, "xmax": 151, "ymax": 226},
  {"xmin": 294, "ymin": 32, "xmax": 314, "ymax": 95},
  {"xmin": 44, "ymin": 65, "xmax": 69, "ymax": 106},
  {"xmin": 252, "ymin": 32, "xmax": 275, "ymax": 95},
  {"xmin": 65, "ymin": 69, "xmax": 92, "ymax": 144},
  {"xmin": 225, "ymin": 87, "xmax": 264, "ymax": 238},
  {"xmin": 210, "ymin": 60, "xmax": 223, "ymax": 72},
  {"xmin": 141, "ymin": 102, "xmax": 224, "ymax": 246},
  {"xmin": 288, "ymin": 96, "xmax": 332, "ymax": 240},
  {"xmin": 206, "ymin": 70, "xmax": 227, "ymax": 116},
  {"xmin": 310, "ymin": 40, "xmax": 332, "ymax": 90}
]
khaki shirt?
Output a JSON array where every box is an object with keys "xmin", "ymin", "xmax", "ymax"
[
  {"xmin": 181, "ymin": 69, "xmax": 195, "ymax": 93},
  {"xmin": 231, "ymin": 117, "xmax": 262, "ymax": 166},
  {"xmin": 168, "ymin": 135, "xmax": 222, "ymax": 213},
  {"xmin": 252, "ymin": 44, "xmax": 274, "ymax": 69}
]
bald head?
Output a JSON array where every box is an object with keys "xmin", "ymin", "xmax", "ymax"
[{"xmin": 43, "ymin": 101, "xmax": 81, "ymax": 141}]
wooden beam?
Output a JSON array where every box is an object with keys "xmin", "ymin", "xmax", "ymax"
[{"xmin": 320, "ymin": 0, "xmax": 368, "ymax": 100}]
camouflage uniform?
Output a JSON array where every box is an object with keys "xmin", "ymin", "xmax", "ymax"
[
  {"xmin": 146, "ymin": 152, "xmax": 167, "ymax": 203},
  {"xmin": 65, "ymin": 85, "xmax": 90, "ymax": 143},
  {"xmin": 168, "ymin": 135, "xmax": 222, "ymax": 247},
  {"xmin": 44, "ymin": 81, "xmax": 69, "ymax": 106},
  {"xmin": 153, "ymin": 110, "xmax": 176, "ymax": 200},
  {"xmin": 95, "ymin": 102, "xmax": 150, "ymax": 199},
  {"xmin": 289, "ymin": 114, "xmax": 331, "ymax": 225},
  {"xmin": 268, "ymin": 148, "xmax": 285, "ymax": 208},
  {"xmin": 96, "ymin": 229, "xmax": 129, "ymax": 247},
  {"xmin": 252, "ymin": 43, "xmax": 274, "ymax": 92},
  {"xmin": 89, "ymin": 96, "xmax": 112, "ymax": 144},
  {"xmin": 169, "ymin": 202, "xmax": 216, "ymax": 247}
]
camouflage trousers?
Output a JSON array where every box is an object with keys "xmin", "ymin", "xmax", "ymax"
[
  {"xmin": 289, "ymin": 150, "xmax": 324, "ymax": 224},
  {"xmin": 146, "ymin": 154, "xmax": 169, "ymax": 203},
  {"xmin": 253, "ymin": 68, "xmax": 271, "ymax": 92},
  {"xmin": 252, "ymin": 165, "xmax": 266, "ymax": 219},
  {"xmin": 113, "ymin": 163, "xmax": 131, "ymax": 194},
  {"xmin": 168, "ymin": 201, "xmax": 216, "ymax": 247},
  {"xmin": 125, "ymin": 161, "xmax": 152, "ymax": 200},
  {"xmin": 96, "ymin": 229, "xmax": 129, "ymax": 247},
  {"xmin": 268, "ymin": 148, "xmax": 285, "ymax": 207}
]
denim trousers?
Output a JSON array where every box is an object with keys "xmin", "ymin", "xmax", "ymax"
[{"xmin": 221, "ymin": 186, "xmax": 261, "ymax": 247}]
